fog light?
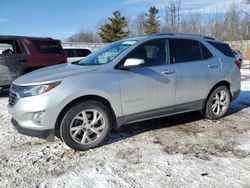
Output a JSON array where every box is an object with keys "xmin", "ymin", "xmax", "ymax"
[{"xmin": 32, "ymin": 111, "xmax": 45, "ymax": 126}]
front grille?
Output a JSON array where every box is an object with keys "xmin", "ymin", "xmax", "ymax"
[{"xmin": 8, "ymin": 91, "xmax": 18, "ymax": 106}]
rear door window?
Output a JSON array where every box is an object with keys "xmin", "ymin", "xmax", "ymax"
[
  {"xmin": 34, "ymin": 40, "xmax": 63, "ymax": 54},
  {"xmin": 170, "ymin": 39, "xmax": 202, "ymax": 63},
  {"xmin": 208, "ymin": 42, "xmax": 234, "ymax": 58}
]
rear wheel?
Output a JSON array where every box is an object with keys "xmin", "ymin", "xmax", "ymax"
[
  {"xmin": 205, "ymin": 86, "xmax": 231, "ymax": 119},
  {"xmin": 60, "ymin": 101, "xmax": 111, "ymax": 150}
]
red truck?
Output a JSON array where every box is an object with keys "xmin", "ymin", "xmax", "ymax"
[{"xmin": 0, "ymin": 36, "xmax": 67, "ymax": 90}]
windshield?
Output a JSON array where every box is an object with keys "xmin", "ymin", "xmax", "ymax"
[{"xmin": 77, "ymin": 40, "xmax": 137, "ymax": 65}]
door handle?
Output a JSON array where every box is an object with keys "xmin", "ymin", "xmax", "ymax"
[
  {"xmin": 162, "ymin": 69, "xmax": 175, "ymax": 74},
  {"xmin": 208, "ymin": 64, "xmax": 218, "ymax": 68}
]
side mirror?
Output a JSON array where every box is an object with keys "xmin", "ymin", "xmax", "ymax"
[{"xmin": 120, "ymin": 58, "xmax": 145, "ymax": 70}]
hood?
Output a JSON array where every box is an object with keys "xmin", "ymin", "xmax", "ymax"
[{"xmin": 13, "ymin": 63, "xmax": 100, "ymax": 86}]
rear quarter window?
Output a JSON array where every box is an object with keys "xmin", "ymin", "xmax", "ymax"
[
  {"xmin": 208, "ymin": 42, "xmax": 235, "ymax": 58},
  {"xmin": 33, "ymin": 40, "xmax": 63, "ymax": 54}
]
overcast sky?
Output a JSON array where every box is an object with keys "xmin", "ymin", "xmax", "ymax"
[{"xmin": 0, "ymin": 0, "xmax": 248, "ymax": 40}]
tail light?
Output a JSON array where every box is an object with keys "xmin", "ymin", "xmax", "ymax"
[{"xmin": 235, "ymin": 60, "xmax": 241, "ymax": 69}]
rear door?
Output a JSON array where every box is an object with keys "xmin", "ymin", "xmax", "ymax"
[
  {"xmin": 207, "ymin": 41, "xmax": 236, "ymax": 83},
  {"xmin": 170, "ymin": 38, "xmax": 215, "ymax": 112},
  {"xmin": 119, "ymin": 39, "xmax": 176, "ymax": 123}
]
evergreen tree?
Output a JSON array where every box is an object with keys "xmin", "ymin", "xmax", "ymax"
[
  {"xmin": 143, "ymin": 6, "xmax": 160, "ymax": 35},
  {"xmin": 98, "ymin": 11, "xmax": 129, "ymax": 43}
]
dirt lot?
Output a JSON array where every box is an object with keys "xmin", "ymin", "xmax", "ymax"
[{"xmin": 0, "ymin": 66, "xmax": 250, "ymax": 188}]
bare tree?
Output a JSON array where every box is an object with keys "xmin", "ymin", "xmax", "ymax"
[
  {"xmin": 209, "ymin": 18, "xmax": 226, "ymax": 40},
  {"xmin": 128, "ymin": 12, "xmax": 145, "ymax": 36},
  {"xmin": 179, "ymin": 13, "xmax": 206, "ymax": 35},
  {"xmin": 134, "ymin": 12, "xmax": 145, "ymax": 36},
  {"xmin": 242, "ymin": 0, "xmax": 250, "ymax": 39},
  {"xmin": 66, "ymin": 29, "xmax": 100, "ymax": 42},
  {"xmin": 241, "ymin": 14, "xmax": 250, "ymax": 39},
  {"xmin": 207, "ymin": 4, "xmax": 247, "ymax": 41},
  {"xmin": 225, "ymin": 4, "xmax": 241, "ymax": 41},
  {"xmin": 162, "ymin": 0, "xmax": 181, "ymax": 32}
]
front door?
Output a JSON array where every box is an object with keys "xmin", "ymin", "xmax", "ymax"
[{"xmin": 118, "ymin": 39, "xmax": 176, "ymax": 123}]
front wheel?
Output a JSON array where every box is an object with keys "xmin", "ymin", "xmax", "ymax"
[
  {"xmin": 205, "ymin": 86, "xmax": 231, "ymax": 119},
  {"xmin": 60, "ymin": 101, "xmax": 111, "ymax": 151}
]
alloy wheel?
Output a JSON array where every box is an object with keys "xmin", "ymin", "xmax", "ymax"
[
  {"xmin": 69, "ymin": 109, "xmax": 106, "ymax": 145},
  {"xmin": 211, "ymin": 90, "xmax": 229, "ymax": 116}
]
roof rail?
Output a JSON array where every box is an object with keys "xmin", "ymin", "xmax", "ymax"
[
  {"xmin": 152, "ymin": 32, "xmax": 216, "ymax": 40},
  {"xmin": 0, "ymin": 35, "xmax": 54, "ymax": 40}
]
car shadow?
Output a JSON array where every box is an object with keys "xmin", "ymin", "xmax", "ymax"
[
  {"xmin": 227, "ymin": 90, "xmax": 250, "ymax": 116},
  {"xmin": 107, "ymin": 111, "xmax": 204, "ymax": 145}
]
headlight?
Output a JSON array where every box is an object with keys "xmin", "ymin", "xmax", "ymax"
[{"xmin": 18, "ymin": 81, "xmax": 61, "ymax": 98}]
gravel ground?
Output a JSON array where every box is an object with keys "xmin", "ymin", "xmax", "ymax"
[{"xmin": 0, "ymin": 66, "xmax": 250, "ymax": 188}]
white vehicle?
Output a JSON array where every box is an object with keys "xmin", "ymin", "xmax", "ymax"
[{"xmin": 63, "ymin": 47, "xmax": 92, "ymax": 63}]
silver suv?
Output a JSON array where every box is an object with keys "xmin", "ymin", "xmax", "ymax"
[{"xmin": 8, "ymin": 33, "xmax": 241, "ymax": 151}]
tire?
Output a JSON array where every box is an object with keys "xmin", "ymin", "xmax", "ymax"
[
  {"xmin": 60, "ymin": 101, "xmax": 112, "ymax": 151},
  {"xmin": 205, "ymin": 86, "xmax": 231, "ymax": 119}
]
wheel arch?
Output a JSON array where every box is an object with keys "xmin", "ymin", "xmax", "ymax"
[
  {"xmin": 203, "ymin": 80, "xmax": 232, "ymax": 109},
  {"xmin": 54, "ymin": 95, "xmax": 117, "ymax": 138}
]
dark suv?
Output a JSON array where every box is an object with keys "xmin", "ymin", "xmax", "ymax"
[{"xmin": 0, "ymin": 36, "xmax": 67, "ymax": 90}]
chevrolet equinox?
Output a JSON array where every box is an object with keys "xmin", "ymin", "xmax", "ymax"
[{"xmin": 8, "ymin": 33, "xmax": 241, "ymax": 151}]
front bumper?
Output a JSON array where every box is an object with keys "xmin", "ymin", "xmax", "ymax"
[
  {"xmin": 11, "ymin": 119, "xmax": 54, "ymax": 140},
  {"xmin": 8, "ymin": 88, "xmax": 65, "ymax": 140}
]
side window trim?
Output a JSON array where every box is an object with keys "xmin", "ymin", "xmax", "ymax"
[
  {"xmin": 199, "ymin": 42, "xmax": 203, "ymax": 60},
  {"xmin": 170, "ymin": 39, "xmax": 175, "ymax": 64},
  {"xmin": 16, "ymin": 40, "xmax": 28, "ymax": 54},
  {"xmin": 20, "ymin": 40, "xmax": 29, "ymax": 54},
  {"xmin": 13, "ymin": 40, "xmax": 22, "ymax": 54},
  {"xmin": 200, "ymin": 42, "xmax": 214, "ymax": 61},
  {"xmin": 165, "ymin": 39, "xmax": 171, "ymax": 65}
]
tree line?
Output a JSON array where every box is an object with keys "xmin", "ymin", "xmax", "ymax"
[{"xmin": 67, "ymin": 0, "xmax": 250, "ymax": 43}]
